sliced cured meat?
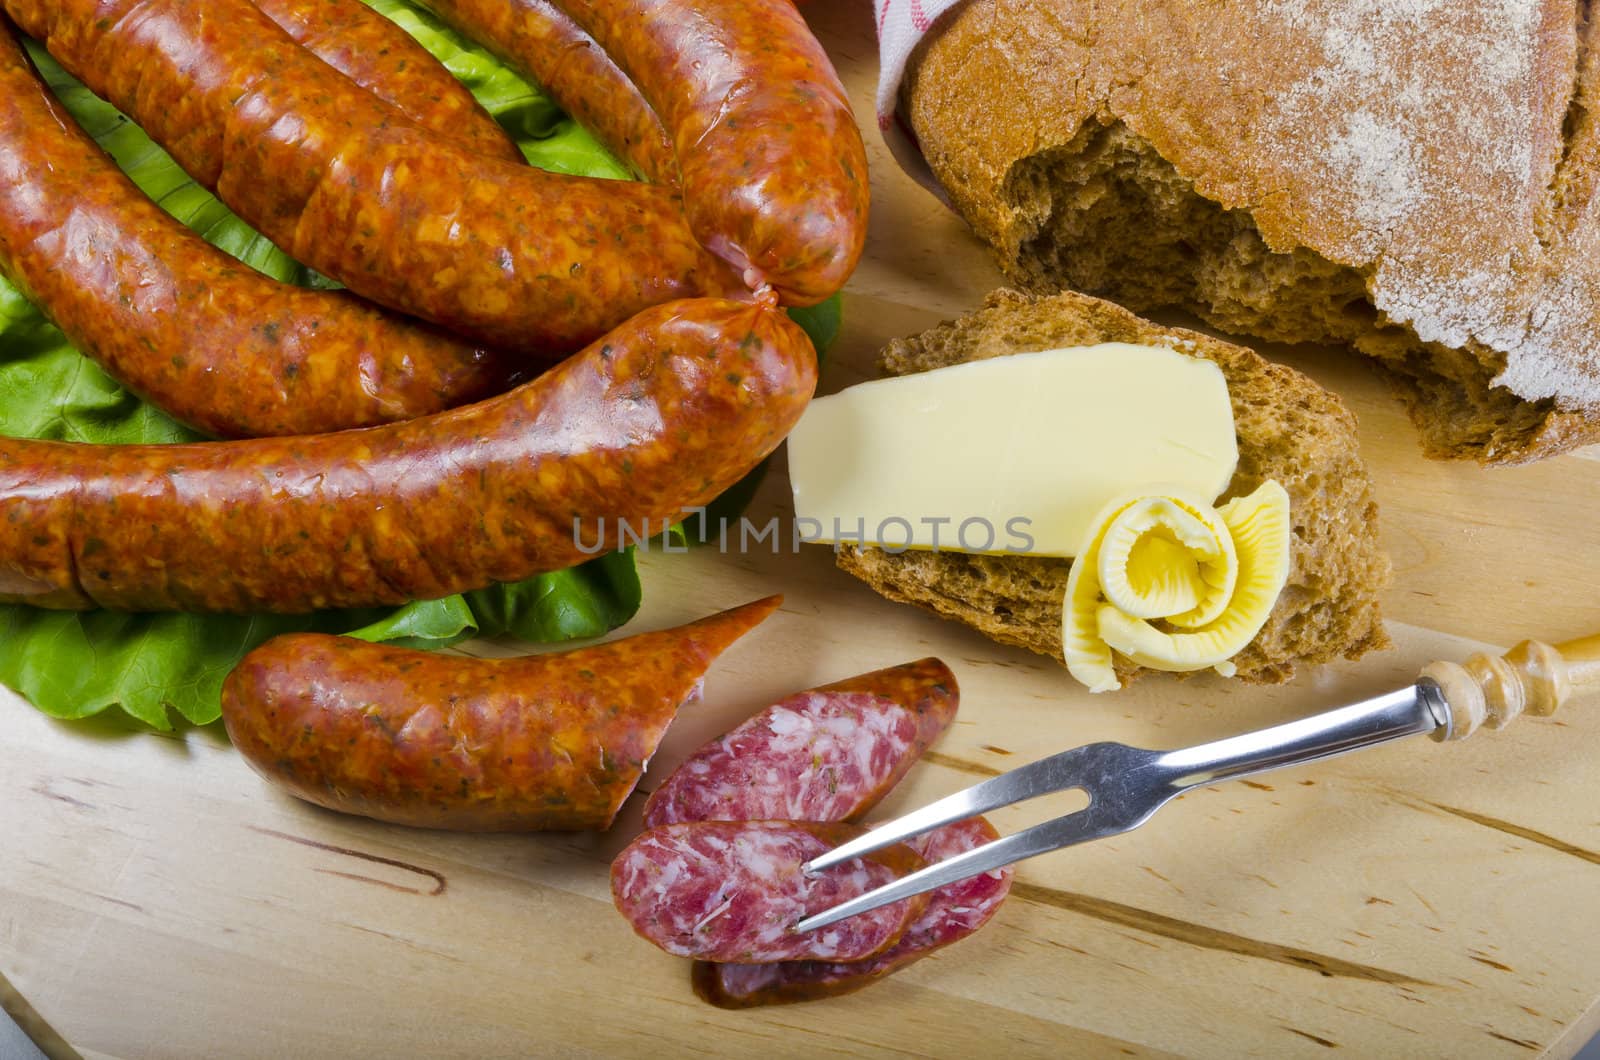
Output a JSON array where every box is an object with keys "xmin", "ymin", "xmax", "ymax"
[
  {"xmin": 610, "ymin": 821, "xmax": 927, "ymax": 963},
  {"xmin": 642, "ymin": 659, "xmax": 958, "ymax": 828},
  {"xmin": 898, "ymin": 819, "xmax": 1014, "ymax": 952},
  {"xmin": 692, "ymin": 817, "xmax": 1013, "ymax": 1007}
]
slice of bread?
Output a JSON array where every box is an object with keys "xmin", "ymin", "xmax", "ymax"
[
  {"xmin": 901, "ymin": 0, "xmax": 1599, "ymax": 465},
  {"xmin": 835, "ymin": 289, "xmax": 1391, "ymax": 685}
]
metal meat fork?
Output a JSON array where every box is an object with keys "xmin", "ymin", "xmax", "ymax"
[{"xmin": 796, "ymin": 632, "xmax": 1600, "ymax": 934}]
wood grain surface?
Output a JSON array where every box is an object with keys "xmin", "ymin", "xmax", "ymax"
[{"xmin": 4, "ymin": 3, "xmax": 1600, "ymax": 1057}]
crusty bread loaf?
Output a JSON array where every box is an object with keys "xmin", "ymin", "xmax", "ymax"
[
  {"xmin": 901, "ymin": 0, "xmax": 1600, "ymax": 465},
  {"xmin": 835, "ymin": 289, "xmax": 1391, "ymax": 685}
]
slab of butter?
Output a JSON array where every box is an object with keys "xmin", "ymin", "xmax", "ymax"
[{"xmin": 787, "ymin": 343, "xmax": 1238, "ymax": 558}]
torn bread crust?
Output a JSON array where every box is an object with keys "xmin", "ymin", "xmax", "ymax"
[
  {"xmin": 836, "ymin": 289, "xmax": 1391, "ymax": 686},
  {"xmin": 904, "ymin": 0, "xmax": 1600, "ymax": 464}
]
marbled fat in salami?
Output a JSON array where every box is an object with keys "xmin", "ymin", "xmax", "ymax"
[
  {"xmin": 691, "ymin": 817, "xmax": 1013, "ymax": 1007},
  {"xmin": 642, "ymin": 658, "xmax": 958, "ymax": 828},
  {"xmin": 610, "ymin": 821, "xmax": 926, "ymax": 963}
]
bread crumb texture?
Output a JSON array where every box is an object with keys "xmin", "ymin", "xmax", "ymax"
[
  {"xmin": 836, "ymin": 290, "xmax": 1392, "ymax": 684},
  {"xmin": 904, "ymin": 0, "xmax": 1600, "ymax": 463}
]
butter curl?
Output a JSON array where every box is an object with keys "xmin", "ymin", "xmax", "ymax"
[{"xmin": 1063, "ymin": 482, "xmax": 1291, "ymax": 692}]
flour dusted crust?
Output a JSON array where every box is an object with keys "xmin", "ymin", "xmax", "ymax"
[{"xmin": 903, "ymin": 0, "xmax": 1599, "ymax": 463}]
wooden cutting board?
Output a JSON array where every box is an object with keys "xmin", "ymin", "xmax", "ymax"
[{"xmin": 4, "ymin": 4, "xmax": 1600, "ymax": 1056}]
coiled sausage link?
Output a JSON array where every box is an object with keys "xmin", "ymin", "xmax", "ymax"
[
  {"xmin": 0, "ymin": 20, "xmax": 521, "ymax": 439},
  {"xmin": 0, "ymin": 297, "xmax": 816, "ymax": 613},
  {"xmin": 550, "ymin": 0, "xmax": 869, "ymax": 304},
  {"xmin": 4, "ymin": 0, "xmax": 748, "ymax": 355},
  {"xmin": 415, "ymin": 0, "xmax": 676, "ymax": 184},
  {"xmin": 249, "ymin": 0, "xmax": 523, "ymax": 162}
]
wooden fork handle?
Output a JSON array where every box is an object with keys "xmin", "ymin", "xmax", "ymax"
[{"xmin": 1421, "ymin": 633, "xmax": 1600, "ymax": 741}]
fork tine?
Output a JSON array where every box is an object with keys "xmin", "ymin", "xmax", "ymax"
[
  {"xmin": 799, "ymin": 684, "xmax": 1451, "ymax": 934},
  {"xmin": 803, "ymin": 744, "xmax": 1102, "ymax": 874},
  {"xmin": 796, "ymin": 802, "xmax": 1131, "ymax": 933}
]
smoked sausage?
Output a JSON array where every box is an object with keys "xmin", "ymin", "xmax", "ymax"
[
  {"xmin": 692, "ymin": 818, "xmax": 1014, "ymax": 1007},
  {"xmin": 549, "ymin": 0, "xmax": 869, "ymax": 303},
  {"xmin": 249, "ymin": 0, "xmax": 523, "ymax": 162},
  {"xmin": 642, "ymin": 659, "xmax": 959, "ymax": 829},
  {"xmin": 0, "ymin": 297, "xmax": 816, "ymax": 613},
  {"xmin": 611, "ymin": 821, "xmax": 928, "ymax": 963},
  {"xmin": 221, "ymin": 596, "xmax": 781, "ymax": 831},
  {"xmin": 0, "ymin": 22, "xmax": 523, "ymax": 439},
  {"xmin": 415, "ymin": 0, "xmax": 676, "ymax": 184},
  {"xmin": 4, "ymin": 0, "xmax": 747, "ymax": 355}
]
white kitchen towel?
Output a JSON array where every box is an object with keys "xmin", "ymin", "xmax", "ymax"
[{"xmin": 872, "ymin": 0, "xmax": 966, "ymax": 200}]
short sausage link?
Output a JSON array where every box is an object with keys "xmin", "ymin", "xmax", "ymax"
[
  {"xmin": 221, "ymin": 596, "xmax": 781, "ymax": 831},
  {"xmin": 0, "ymin": 20, "xmax": 521, "ymax": 439},
  {"xmin": 4, "ymin": 0, "xmax": 748, "ymax": 355},
  {"xmin": 416, "ymin": 0, "xmax": 677, "ymax": 184},
  {"xmin": 0, "ymin": 297, "xmax": 816, "ymax": 613},
  {"xmin": 550, "ymin": 0, "xmax": 869, "ymax": 304},
  {"xmin": 250, "ymin": 0, "xmax": 524, "ymax": 162}
]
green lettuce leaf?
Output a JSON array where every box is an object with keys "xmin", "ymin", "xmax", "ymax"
[
  {"xmin": 0, "ymin": 15, "xmax": 644, "ymax": 729},
  {"xmin": 786, "ymin": 297, "xmax": 844, "ymax": 360},
  {"xmin": 344, "ymin": 549, "xmax": 643, "ymax": 650},
  {"xmin": 357, "ymin": 0, "xmax": 630, "ymax": 179},
  {"xmin": 0, "ymin": 609, "xmax": 377, "ymax": 730}
]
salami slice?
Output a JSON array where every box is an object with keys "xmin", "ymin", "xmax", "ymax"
[
  {"xmin": 691, "ymin": 817, "xmax": 1013, "ymax": 1007},
  {"xmin": 642, "ymin": 658, "xmax": 958, "ymax": 828},
  {"xmin": 610, "ymin": 821, "xmax": 927, "ymax": 964}
]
